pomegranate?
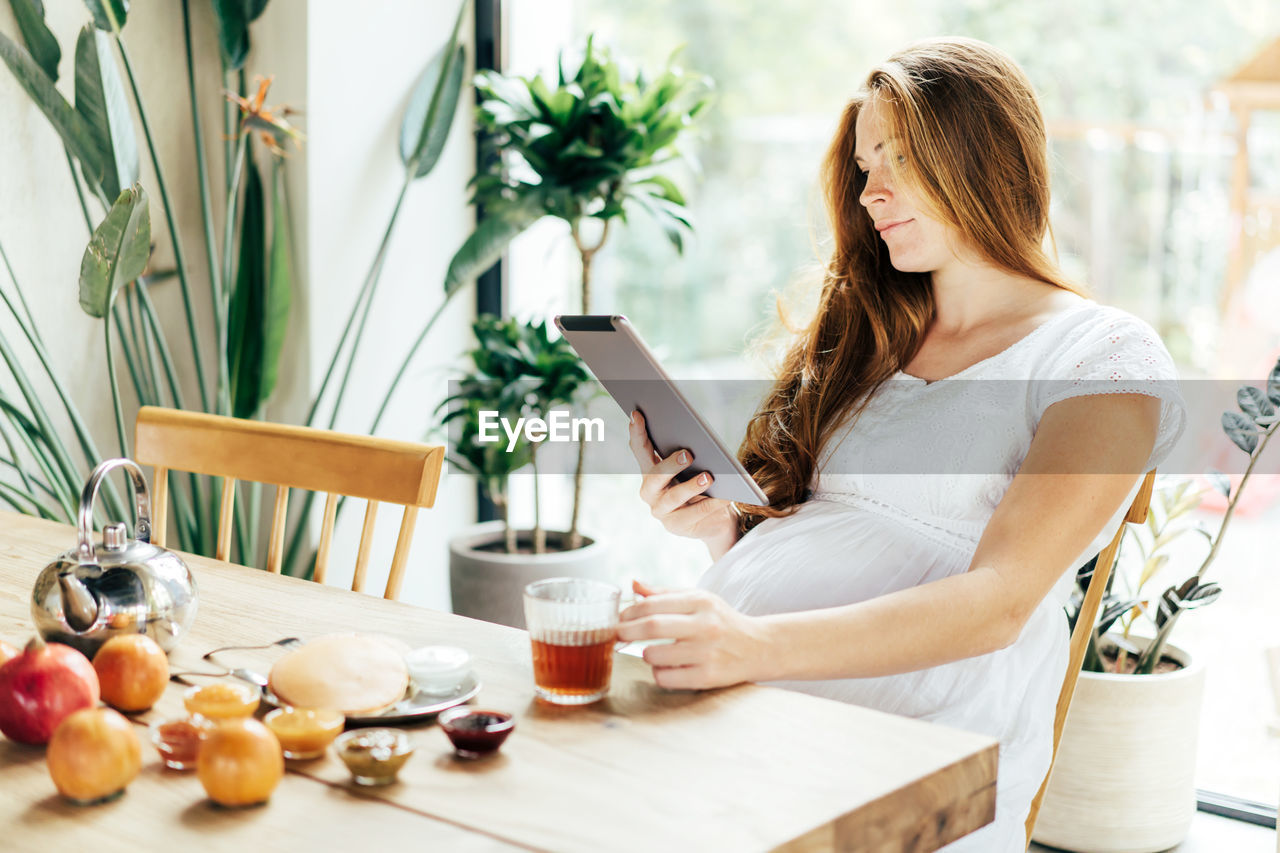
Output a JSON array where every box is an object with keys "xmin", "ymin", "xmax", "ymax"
[
  {"xmin": 0, "ymin": 640, "xmax": 17, "ymax": 668},
  {"xmin": 93, "ymin": 634, "xmax": 169, "ymax": 712},
  {"xmin": 47, "ymin": 707, "xmax": 142, "ymax": 804},
  {"xmin": 0, "ymin": 637, "xmax": 100, "ymax": 744}
]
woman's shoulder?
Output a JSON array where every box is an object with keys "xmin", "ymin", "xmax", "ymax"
[{"xmin": 1030, "ymin": 298, "xmax": 1173, "ymax": 373}]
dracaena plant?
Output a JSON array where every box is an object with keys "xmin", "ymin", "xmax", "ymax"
[
  {"xmin": 408, "ymin": 36, "xmax": 713, "ymax": 551},
  {"xmin": 0, "ymin": 0, "xmax": 469, "ymax": 576},
  {"xmin": 1070, "ymin": 355, "xmax": 1280, "ymax": 674},
  {"xmin": 438, "ymin": 316, "xmax": 591, "ymax": 555}
]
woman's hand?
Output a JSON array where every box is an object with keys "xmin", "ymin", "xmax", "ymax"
[
  {"xmin": 618, "ymin": 581, "xmax": 774, "ymax": 690},
  {"xmin": 627, "ymin": 410, "xmax": 741, "ymax": 561}
]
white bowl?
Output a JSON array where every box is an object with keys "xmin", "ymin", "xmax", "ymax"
[{"xmin": 404, "ymin": 645, "xmax": 472, "ymax": 696}]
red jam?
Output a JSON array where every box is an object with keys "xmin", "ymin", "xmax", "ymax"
[
  {"xmin": 151, "ymin": 717, "xmax": 210, "ymax": 770},
  {"xmin": 438, "ymin": 708, "xmax": 514, "ymax": 759}
]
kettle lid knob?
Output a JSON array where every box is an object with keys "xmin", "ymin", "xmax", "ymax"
[{"xmin": 103, "ymin": 523, "xmax": 128, "ymax": 551}]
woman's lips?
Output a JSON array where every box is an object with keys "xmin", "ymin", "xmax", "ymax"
[{"xmin": 877, "ymin": 219, "xmax": 912, "ymax": 236}]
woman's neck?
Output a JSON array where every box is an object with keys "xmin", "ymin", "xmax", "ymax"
[{"xmin": 927, "ymin": 255, "xmax": 1066, "ymax": 335}]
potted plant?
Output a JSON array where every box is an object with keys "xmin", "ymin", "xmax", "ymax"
[
  {"xmin": 441, "ymin": 316, "xmax": 604, "ymax": 627},
  {"xmin": 1035, "ymin": 357, "xmax": 1280, "ymax": 853},
  {"xmin": 437, "ymin": 37, "xmax": 711, "ymax": 625}
]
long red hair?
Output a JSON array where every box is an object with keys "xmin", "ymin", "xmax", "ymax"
[{"xmin": 736, "ymin": 37, "xmax": 1085, "ymax": 533}]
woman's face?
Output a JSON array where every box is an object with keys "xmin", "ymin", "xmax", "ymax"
[{"xmin": 854, "ymin": 99, "xmax": 963, "ymax": 275}]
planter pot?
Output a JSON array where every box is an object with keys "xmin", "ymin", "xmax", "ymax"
[
  {"xmin": 1033, "ymin": 636, "xmax": 1206, "ymax": 853},
  {"xmin": 449, "ymin": 521, "xmax": 610, "ymax": 628}
]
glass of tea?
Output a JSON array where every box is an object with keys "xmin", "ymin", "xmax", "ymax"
[{"xmin": 523, "ymin": 577, "xmax": 622, "ymax": 705}]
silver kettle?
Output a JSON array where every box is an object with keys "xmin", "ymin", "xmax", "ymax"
[{"xmin": 31, "ymin": 458, "xmax": 198, "ymax": 659}]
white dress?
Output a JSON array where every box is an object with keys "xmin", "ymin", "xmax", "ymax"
[{"xmin": 698, "ymin": 298, "xmax": 1187, "ymax": 852}]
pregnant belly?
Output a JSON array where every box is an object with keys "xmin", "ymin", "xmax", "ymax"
[{"xmin": 699, "ymin": 499, "xmax": 973, "ymax": 617}]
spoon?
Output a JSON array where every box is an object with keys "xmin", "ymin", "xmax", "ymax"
[
  {"xmin": 201, "ymin": 637, "xmax": 303, "ymax": 660},
  {"xmin": 170, "ymin": 666, "xmax": 270, "ymax": 688}
]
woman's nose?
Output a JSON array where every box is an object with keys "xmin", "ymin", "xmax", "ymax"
[{"xmin": 859, "ymin": 171, "xmax": 891, "ymax": 207}]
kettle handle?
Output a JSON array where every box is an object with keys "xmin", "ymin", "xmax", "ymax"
[{"xmin": 77, "ymin": 458, "xmax": 153, "ymax": 564}]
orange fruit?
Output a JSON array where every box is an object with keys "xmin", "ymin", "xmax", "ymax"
[
  {"xmin": 197, "ymin": 717, "xmax": 284, "ymax": 807},
  {"xmin": 47, "ymin": 707, "xmax": 142, "ymax": 804},
  {"xmin": 93, "ymin": 634, "xmax": 169, "ymax": 713}
]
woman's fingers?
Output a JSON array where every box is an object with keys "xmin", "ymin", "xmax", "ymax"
[
  {"xmin": 631, "ymin": 580, "xmax": 670, "ymax": 597},
  {"xmin": 626, "ymin": 410, "xmax": 662, "ymax": 470},
  {"xmin": 620, "ymin": 589, "xmax": 705, "ymax": 622},
  {"xmin": 642, "ymin": 639, "xmax": 710, "ymax": 668},
  {"xmin": 650, "ymin": 473, "xmax": 715, "ymax": 518},
  {"xmin": 616, "ymin": 614, "xmax": 701, "ymax": 643}
]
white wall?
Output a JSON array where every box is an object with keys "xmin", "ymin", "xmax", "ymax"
[{"xmin": 0, "ymin": 1, "xmax": 475, "ymax": 611}]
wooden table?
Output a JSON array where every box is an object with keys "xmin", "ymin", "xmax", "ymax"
[{"xmin": 0, "ymin": 513, "xmax": 997, "ymax": 852}]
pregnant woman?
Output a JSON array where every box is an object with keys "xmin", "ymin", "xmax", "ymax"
[{"xmin": 617, "ymin": 37, "xmax": 1186, "ymax": 851}]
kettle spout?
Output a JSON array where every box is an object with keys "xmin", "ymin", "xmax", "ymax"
[{"xmin": 58, "ymin": 570, "xmax": 100, "ymax": 632}]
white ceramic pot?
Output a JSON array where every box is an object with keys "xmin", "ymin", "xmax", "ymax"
[
  {"xmin": 1034, "ymin": 637, "xmax": 1206, "ymax": 853},
  {"xmin": 448, "ymin": 521, "xmax": 610, "ymax": 628}
]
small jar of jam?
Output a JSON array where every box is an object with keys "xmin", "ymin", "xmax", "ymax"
[
  {"xmin": 264, "ymin": 707, "xmax": 346, "ymax": 760},
  {"xmin": 437, "ymin": 707, "xmax": 514, "ymax": 759},
  {"xmin": 333, "ymin": 728, "xmax": 414, "ymax": 786},
  {"xmin": 183, "ymin": 681, "xmax": 261, "ymax": 721},
  {"xmin": 150, "ymin": 716, "xmax": 212, "ymax": 770}
]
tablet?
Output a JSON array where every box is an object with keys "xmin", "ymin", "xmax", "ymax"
[{"xmin": 554, "ymin": 314, "xmax": 769, "ymax": 506}]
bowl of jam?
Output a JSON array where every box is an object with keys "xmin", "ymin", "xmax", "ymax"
[
  {"xmin": 150, "ymin": 716, "xmax": 211, "ymax": 770},
  {"xmin": 437, "ymin": 707, "xmax": 514, "ymax": 759}
]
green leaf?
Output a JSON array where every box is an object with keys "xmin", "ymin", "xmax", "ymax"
[
  {"xmin": 1266, "ymin": 357, "xmax": 1280, "ymax": 407},
  {"xmin": 400, "ymin": 2, "xmax": 467, "ymax": 178},
  {"xmin": 212, "ymin": 0, "xmax": 268, "ymax": 70},
  {"xmin": 636, "ymin": 174, "xmax": 686, "ymax": 205},
  {"xmin": 0, "ymin": 31, "xmax": 106, "ymax": 186},
  {"xmin": 74, "ymin": 25, "xmax": 138, "ymax": 202},
  {"xmin": 1222, "ymin": 411, "xmax": 1258, "ymax": 455},
  {"xmin": 1206, "ymin": 469, "xmax": 1230, "ymax": 499},
  {"xmin": 82, "ymin": 0, "xmax": 128, "ymax": 33},
  {"xmin": 1136, "ymin": 553, "xmax": 1169, "ymax": 591},
  {"xmin": 227, "ymin": 155, "xmax": 266, "ymax": 418},
  {"xmin": 9, "ymin": 0, "xmax": 61, "ymax": 80},
  {"xmin": 443, "ymin": 207, "xmax": 541, "ymax": 297},
  {"xmin": 261, "ymin": 162, "xmax": 292, "ymax": 409},
  {"xmin": 227, "ymin": 155, "xmax": 291, "ymax": 419},
  {"xmin": 1238, "ymin": 385, "xmax": 1275, "ymax": 421},
  {"xmin": 78, "ymin": 184, "xmax": 150, "ymax": 318}
]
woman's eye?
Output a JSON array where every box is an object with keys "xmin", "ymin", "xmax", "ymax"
[{"xmin": 896, "ymin": 154, "xmax": 907, "ymax": 165}]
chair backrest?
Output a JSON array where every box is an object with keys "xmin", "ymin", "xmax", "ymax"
[
  {"xmin": 134, "ymin": 406, "xmax": 444, "ymax": 600},
  {"xmin": 1023, "ymin": 469, "xmax": 1156, "ymax": 848}
]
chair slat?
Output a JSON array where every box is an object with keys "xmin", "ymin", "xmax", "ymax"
[
  {"xmin": 216, "ymin": 477, "xmax": 237, "ymax": 562},
  {"xmin": 351, "ymin": 501, "xmax": 379, "ymax": 593},
  {"xmin": 384, "ymin": 506, "xmax": 419, "ymax": 600},
  {"xmin": 1025, "ymin": 469, "xmax": 1156, "ymax": 845},
  {"xmin": 151, "ymin": 467, "xmax": 169, "ymax": 548},
  {"xmin": 266, "ymin": 486, "xmax": 289, "ymax": 574},
  {"xmin": 314, "ymin": 492, "xmax": 339, "ymax": 585}
]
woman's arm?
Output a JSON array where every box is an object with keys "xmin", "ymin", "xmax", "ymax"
[{"xmin": 618, "ymin": 393, "xmax": 1160, "ymax": 690}]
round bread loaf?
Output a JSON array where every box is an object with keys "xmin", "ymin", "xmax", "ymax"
[{"xmin": 269, "ymin": 633, "xmax": 409, "ymax": 715}]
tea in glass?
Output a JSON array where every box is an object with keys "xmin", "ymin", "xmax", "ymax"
[{"xmin": 524, "ymin": 578, "xmax": 620, "ymax": 705}]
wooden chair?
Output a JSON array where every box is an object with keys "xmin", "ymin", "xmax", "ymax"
[
  {"xmin": 1023, "ymin": 469, "xmax": 1157, "ymax": 849},
  {"xmin": 133, "ymin": 406, "xmax": 444, "ymax": 600}
]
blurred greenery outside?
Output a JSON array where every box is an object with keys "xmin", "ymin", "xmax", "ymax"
[{"xmin": 500, "ymin": 0, "xmax": 1280, "ymax": 808}]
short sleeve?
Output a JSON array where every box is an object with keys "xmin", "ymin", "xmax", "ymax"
[{"xmin": 1034, "ymin": 308, "xmax": 1187, "ymax": 472}]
